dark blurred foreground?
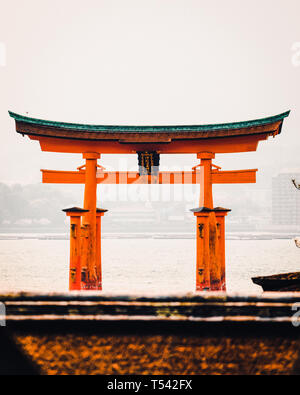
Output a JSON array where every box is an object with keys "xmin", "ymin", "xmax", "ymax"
[{"xmin": 0, "ymin": 293, "xmax": 300, "ymax": 375}]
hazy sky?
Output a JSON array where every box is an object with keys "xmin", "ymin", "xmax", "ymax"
[{"xmin": 1, "ymin": 0, "xmax": 300, "ymax": 188}]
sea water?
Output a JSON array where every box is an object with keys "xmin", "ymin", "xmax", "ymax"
[{"xmin": 0, "ymin": 238, "xmax": 299, "ymax": 294}]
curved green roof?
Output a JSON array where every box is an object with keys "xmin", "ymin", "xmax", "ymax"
[{"xmin": 9, "ymin": 111, "xmax": 290, "ymax": 133}]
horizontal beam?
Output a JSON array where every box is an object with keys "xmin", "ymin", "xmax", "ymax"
[
  {"xmin": 34, "ymin": 134, "xmax": 268, "ymax": 154},
  {"xmin": 211, "ymin": 169, "xmax": 257, "ymax": 184},
  {"xmin": 42, "ymin": 170, "xmax": 86, "ymax": 184},
  {"xmin": 41, "ymin": 169, "xmax": 258, "ymax": 185}
]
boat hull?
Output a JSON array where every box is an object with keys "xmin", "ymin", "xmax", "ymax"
[{"xmin": 252, "ymin": 272, "xmax": 300, "ymax": 292}]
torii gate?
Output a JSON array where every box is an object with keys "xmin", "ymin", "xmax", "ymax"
[{"xmin": 9, "ymin": 110, "xmax": 290, "ymax": 291}]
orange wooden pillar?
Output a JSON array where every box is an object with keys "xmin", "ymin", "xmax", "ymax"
[
  {"xmin": 215, "ymin": 207, "xmax": 231, "ymax": 291},
  {"xmin": 198, "ymin": 152, "xmax": 214, "ymax": 209},
  {"xmin": 82, "ymin": 152, "xmax": 100, "ymax": 290},
  {"xmin": 63, "ymin": 207, "xmax": 89, "ymax": 291},
  {"xmin": 192, "ymin": 152, "xmax": 222, "ymax": 291},
  {"xmin": 96, "ymin": 208, "xmax": 108, "ymax": 290},
  {"xmin": 192, "ymin": 208, "xmax": 212, "ymax": 291},
  {"xmin": 208, "ymin": 210, "xmax": 222, "ymax": 291}
]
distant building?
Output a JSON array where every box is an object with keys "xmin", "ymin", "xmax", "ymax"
[{"xmin": 272, "ymin": 171, "xmax": 300, "ymax": 225}]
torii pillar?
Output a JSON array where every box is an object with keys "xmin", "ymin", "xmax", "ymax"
[
  {"xmin": 66, "ymin": 152, "xmax": 107, "ymax": 291},
  {"xmin": 81, "ymin": 153, "xmax": 99, "ymax": 289},
  {"xmin": 63, "ymin": 207, "xmax": 89, "ymax": 291},
  {"xmin": 191, "ymin": 152, "xmax": 230, "ymax": 291}
]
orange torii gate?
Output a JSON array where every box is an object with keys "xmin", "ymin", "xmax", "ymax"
[{"xmin": 9, "ymin": 110, "xmax": 290, "ymax": 291}]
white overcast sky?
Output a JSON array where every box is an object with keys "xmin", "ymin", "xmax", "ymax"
[{"xmin": 0, "ymin": 0, "xmax": 300, "ymax": 185}]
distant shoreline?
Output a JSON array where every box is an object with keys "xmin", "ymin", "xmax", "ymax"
[{"xmin": 0, "ymin": 232, "xmax": 298, "ymax": 241}]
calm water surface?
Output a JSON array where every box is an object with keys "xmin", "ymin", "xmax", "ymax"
[{"xmin": 0, "ymin": 238, "xmax": 299, "ymax": 294}]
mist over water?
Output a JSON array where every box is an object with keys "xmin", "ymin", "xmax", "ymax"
[{"xmin": 0, "ymin": 238, "xmax": 299, "ymax": 294}]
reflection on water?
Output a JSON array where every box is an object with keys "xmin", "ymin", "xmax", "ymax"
[{"xmin": 0, "ymin": 238, "xmax": 299, "ymax": 294}]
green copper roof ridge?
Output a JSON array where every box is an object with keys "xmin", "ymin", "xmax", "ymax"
[{"xmin": 8, "ymin": 110, "xmax": 290, "ymax": 133}]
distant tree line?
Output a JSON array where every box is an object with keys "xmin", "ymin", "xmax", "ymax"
[{"xmin": 0, "ymin": 183, "xmax": 74, "ymax": 228}]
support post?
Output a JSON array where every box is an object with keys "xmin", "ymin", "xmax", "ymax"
[
  {"xmin": 193, "ymin": 208, "xmax": 212, "ymax": 291},
  {"xmin": 96, "ymin": 208, "xmax": 108, "ymax": 290},
  {"xmin": 215, "ymin": 208, "xmax": 231, "ymax": 291},
  {"xmin": 82, "ymin": 152, "xmax": 100, "ymax": 290},
  {"xmin": 198, "ymin": 152, "xmax": 221, "ymax": 289},
  {"xmin": 198, "ymin": 152, "xmax": 215, "ymax": 209},
  {"xmin": 208, "ymin": 210, "xmax": 221, "ymax": 290},
  {"xmin": 192, "ymin": 207, "xmax": 227, "ymax": 291},
  {"xmin": 63, "ymin": 207, "xmax": 89, "ymax": 291},
  {"xmin": 192, "ymin": 152, "xmax": 223, "ymax": 291}
]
